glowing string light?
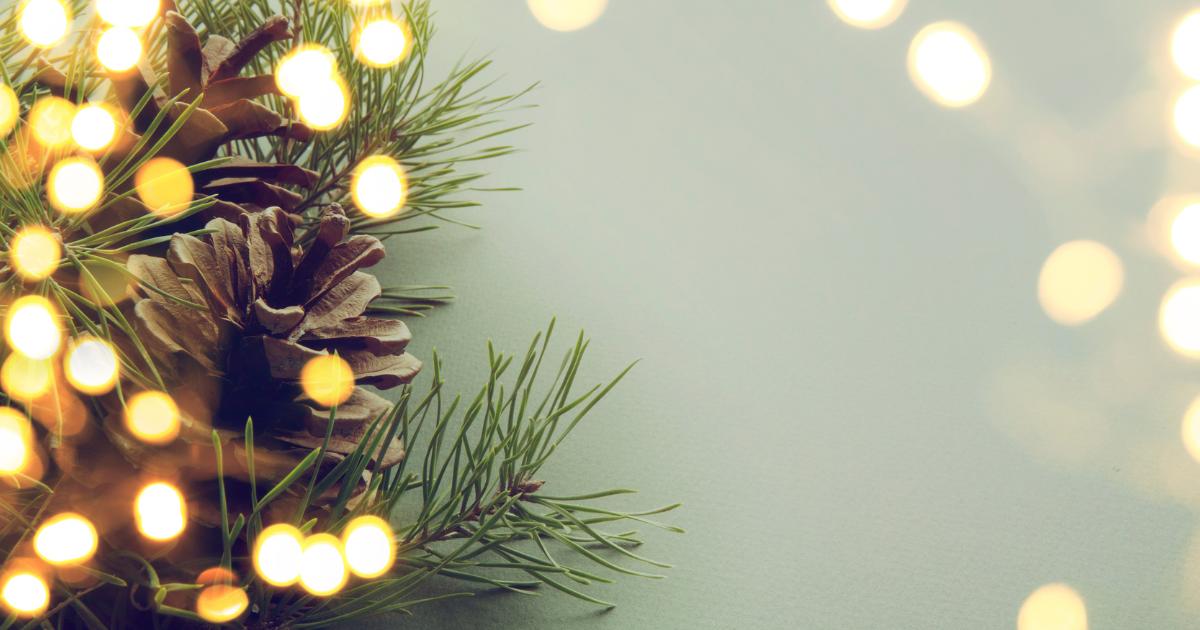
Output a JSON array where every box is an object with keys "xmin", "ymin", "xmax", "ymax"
[
  {"xmin": 71, "ymin": 105, "xmax": 119, "ymax": 152},
  {"xmin": 6, "ymin": 296, "xmax": 62, "ymax": 360},
  {"xmin": 907, "ymin": 21, "xmax": 991, "ymax": 107},
  {"xmin": 47, "ymin": 157, "xmax": 104, "ymax": 214},
  {"xmin": 828, "ymin": 0, "xmax": 907, "ymax": 30},
  {"xmin": 300, "ymin": 354, "xmax": 355, "ymax": 407},
  {"xmin": 10, "ymin": 226, "xmax": 61, "ymax": 281},
  {"xmin": 124, "ymin": 391, "xmax": 180, "ymax": 444},
  {"xmin": 65, "ymin": 337, "xmax": 119, "ymax": 395},
  {"xmin": 96, "ymin": 0, "xmax": 160, "ymax": 28},
  {"xmin": 355, "ymin": 18, "xmax": 412, "ymax": 67},
  {"xmin": 298, "ymin": 534, "xmax": 348, "ymax": 597},
  {"xmin": 18, "ymin": 0, "xmax": 69, "ymax": 49},
  {"xmin": 527, "ymin": 0, "xmax": 608, "ymax": 32},
  {"xmin": 33, "ymin": 513, "xmax": 97, "ymax": 566},
  {"xmin": 29, "ymin": 97, "xmax": 76, "ymax": 149},
  {"xmin": 134, "ymin": 482, "xmax": 187, "ymax": 542},
  {"xmin": 254, "ymin": 524, "xmax": 304, "ymax": 587},
  {"xmin": 342, "ymin": 516, "xmax": 395, "ymax": 578},
  {"xmin": 352, "ymin": 155, "xmax": 408, "ymax": 218},
  {"xmin": 0, "ymin": 571, "xmax": 49, "ymax": 617},
  {"xmin": 1, "ymin": 354, "xmax": 53, "ymax": 399},
  {"xmin": 0, "ymin": 408, "xmax": 31, "ymax": 474}
]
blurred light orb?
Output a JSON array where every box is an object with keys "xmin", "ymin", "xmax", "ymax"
[
  {"xmin": 1171, "ymin": 203, "xmax": 1200, "ymax": 265},
  {"xmin": 96, "ymin": 0, "xmax": 160, "ymax": 28},
  {"xmin": 342, "ymin": 515, "xmax": 395, "ymax": 578},
  {"xmin": 1175, "ymin": 86, "xmax": 1200, "ymax": 148},
  {"xmin": 1174, "ymin": 11, "xmax": 1200, "ymax": 80},
  {"xmin": 1160, "ymin": 280, "xmax": 1200, "ymax": 356},
  {"xmin": 0, "ymin": 85, "xmax": 19, "ymax": 138},
  {"xmin": 300, "ymin": 354, "xmax": 355, "ymax": 407},
  {"xmin": 97, "ymin": 27, "xmax": 143, "ymax": 73},
  {"xmin": 6, "ymin": 296, "xmax": 62, "ymax": 360},
  {"xmin": 0, "ymin": 408, "xmax": 30, "ymax": 474},
  {"xmin": 135, "ymin": 157, "xmax": 194, "ymax": 216},
  {"xmin": 907, "ymin": 22, "xmax": 991, "ymax": 107},
  {"xmin": 135, "ymin": 482, "xmax": 187, "ymax": 541},
  {"xmin": 254, "ymin": 524, "xmax": 305, "ymax": 587},
  {"xmin": 33, "ymin": 513, "xmax": 97, "ymax": 565},
  {"xmin": 71, "ymin": 105, "xmax": 118, "ymax": 152},
  {"xmin": 125, "ymin": 391, "xmax": 180, "ymax": 444},
  {"xmin": 19, "ymin": 0, "xmax": 69, "ymax": 49},
  {"xmin": 356, "ymin": 18, "xmax": 411, "ymax": 67},
  {"xmin": 1, "ymin": 354, "xmax": 53, "ymax": 399},
  {"xmin": 1037, "ymin": 240, "xmax": 1123, "ymax": 326},
  {"xmin": 195, "ymin": 570, "xmax": 248, "ymax": 624},
  {"xmin": 65, "ymin": 337, "xmax": 119, "ymax": 395},
  {"xmin": 527, "ymin": 0, "xmax": 607, "ymax": 32},
  {"xmin": 48, "ymin": 157, "xmax": 104, "ymax": 214},
  {"xmin": 11, "ymin": 226, "xmax": 61, "ymax": 281},
  {"xmin": 1182, "ymin": 395, "xmax": 1200, "ymax": 463},
  {"xmin": 828, "ymin": 0, "xmax": 906, "ymax": 29},
  {"xmin": 29, "ymin": 97, "xmax": 76, "ymax": 149},
  {"xmin": 299, "ymin": 534, "xmax": 348, "ymax": 597},
  {"xmin": 275, "ymin": 46, "xmax": 337, "ymax": 98},
  {"xmin": 352, "ymin": 155, "xmax": 408, "ymax": 218},
  {"xmin": 1018, "ymin": 583, "xmax": 1088, "ymax": 630},
  {"xmin": 297, "ymin": 79, "xmax": 349, "ymax": 130},
  {"xmin": 0, "ymin": 571, "xmax": 49, "ymax": 616}
]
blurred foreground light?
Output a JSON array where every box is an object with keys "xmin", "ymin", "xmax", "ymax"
[
  {"xmin": 29, "ymin": 97, "xmax": 76, "ymax": 149},
  {"xmin": 1160, "ymin": 280, "xmax": 1200, "ymax": 356},
  {"xmin": 1182, "ymin": 395, "xmax": 1200, "ymax": 464},
  {"xmin": 65, "ymin": 337, "xmax": 119, "ymax": 395},
  {"xmin": 19, "ymin": 0, "xmax": 69, "ymax": 49},
  {"xmin": 124, "ymin": 391, "xmax": 180, "ymax": 444},
  {"xmin": 1174, "ymin": 11, "xmax": 1200, "ymax": 80},
  {"xmin": 352, "ymin": 155, "xmax": 408, "ymax": 218},
  {"xmin": 301, "ymin": 354, "xmax": 355, "ymax": 407},
  {"xmin": 299, "ymin": 534, "xmax": 348, "ymax": 597},
  {"xmin": 71, "ymin": 105, "xmax": 118, "ymax": 152},
  {"xmin": 195, "ymin": 568, "xmax": 248, "ymax": 624},
  {"xmin": 828, "ymin": 0, "xmax": 906, "ymax": 29},
  {"xmin": 1175, "ymin": 86, "xmax": 1200, "ymax": 148},
  {"xmin": 297, "ymin": 79, "xmax": 349, "ymax": 131},
  {"xmin": 135, "ymin": 157, "xmax": 194, "ymax": 216},
  {"xmin": 342, "ymin": 516, "xmax": 395, "ymax": 578},
  {"xmin": 0, "ymin": 571, "xmax": 49, "ymax": 617},
  {"xmin": 97, "ymin": 27, "xmax": 142, "ymax": 73},
  {"xmin": 1018, "ymin": 583, "xmax": 1087, "ymax": 630},
  {"xmin": 96, "ymin": 0, "xmax": 160, "ymax": 28},
  {"xmin": 0, "ymin": 408, "xmax": 31, "ymax": 474},
  {"xmin": 1, "ymin": 354, "xmax": 52, "ymax": 399},
  {"xmin": 6, "ymin": 296, "xmax": 62, "ymax": 360},
  {"xmin": 356, "ymin": 18, "xmax": 412, "ymax": 68},
  {"xmin": 1172, "ymin": 202, "xmax": 1200, "ymax": 265},
  {"xmin": 33, "ymin": 513, "xmax": 97, "ymax": 565},
  {"xmin": 135, "ymin": 482, "xmax": 187, "ymax": 541},
  {"xmin": 907, "ymin": 22, "xmax": 991, "ymax": 107},
  {"xmin": 48, "ymin": 157, "xmax": 104, "ymax": 214},
  {"xmin": 254, "ymin": 524, "xmax": 304, "ymax": 587},
  {"xmin": 275, "ymin": 46, "xmax": 337, "ymax": 98},
  {"xmin": 527, "ymin": 0, "xmax": 607, "ymax": 32},
  {"xmin": 1037, "ymin": 240, "xmax": 1123, "ymax": 326},
  {"xmin": 0, "ymin": 85, "xmax": 18, "ymax": 138},
  {"xmin": 11, "ymin": 226, "xmax": 61, "ymax": 281}
]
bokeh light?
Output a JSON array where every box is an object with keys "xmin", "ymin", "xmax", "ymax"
[
  {"xmin": 71, "ymin": 104, "xmax": 118, "ymax": 152},
  {"xmin": 65, "ymin": 337, "xmax": 119, "ymax": 395},
  {"xmin": 1160, "ymin": 280, "xmax": 1200, "ymax": 356},
  {"xmin": 1174, "ymin": 86, "xmax": 1200, "ymax": 149},
  {"xmin": 0, "ymin": 407, "xmax": 31, "ymax": 474},
  {"xmin": 1171, "ymin": 202, "xmax": 1200, "ymax": 265},
  {"xmin": 0, "ymin": 85, "xmax": 19, "ymax": 138},
  {"xmin": 96, "ymin": 0, "xmax": 160, "ymax": 28},
  {"xmin": 1182, "ymin": 395, "xmax": 1200, "ymax": 464},
  {"xmin": 124, "ymin": 391, "xmax": 180, "ymax": 445},
  {"xmin": 254, "ymin": 524, "xmax": 304, "ymax": 587},
  {"xmin": 97, "ymin": 27, "xmax": 143, "ymax": 73},
  {"xmin": 355, "ymin": 18, "xmax": 412, "ymax": 68},
  {"xmin": 10, "ymin": 226, "xmax": 61, "ymax": 281},
  {"xmin": 47, "ymin": 157, "xmax": 104, "ymax": 214},
  {"xmin": 33, "ymin": 513, "xmax": 98, "ymax": 566},
  {"xmin": 6, "ymin": 296, "xmax": 62, "ymax": 360},
  {"xmin": 342, "ymin": 516, "xmax": 395, "ymax": 578},
  {"xmin": 1, "ymin": 354, "xmax": 53, "ymax": 399},
  {"xmin": 1037, "ymin": 240, "xmax": 1123, "ymax": 326},
  {"xmin": 19, "ymin": 0, "xmax": 69, "ymax": 49},
  {"xmin": 0, "ymin": 571, "xmax": 49, "ymax": 617},
  {"xmin": 299, "ymin": 534, "xmax": 348, "ymax": 597},
  {"xmin": 134, "ymin": 481, "xmax": 187, "ymax": 541},
  {"xmin": 907, "ymin": 21, "xmax": 991, "ymax": 107},
  {"xmin": 29, "ymin": 97, "xmax": 76, "ymax": 149},
  {"xmin": 352, "ymin": 155, "xmax": 408, "ymax": 218},
  {"xmin": 300, "ymin": 354, "xmax": 355, "ymax": 407},
  {"xmin": 828, "ymin": 0, "xmax": 906, "ymax": 30},
  {"xmin": 1017, "ymin": 583, "xmax": 1087, "ymax": 630},
  {"xmin": 527, "ymin": 0, "xmax": 608, "ymax": 32},
  {"xmin": 195, "ymin": 568, "xmax": 248, "ymax": 624},
  {"xmin": 297, "ymin": 79, "xmax": 349, "ymax": 131},
  {"xmin": 135, "ymin": 157, "xmax": 194, "ymax": 216},
  {"xmin": 275, "ymin": 46, "xmax": 338, "ymax": 98},
  {"xmin": 1174, "ymin": 11, "xmax": 1200, "ymax": 80}
]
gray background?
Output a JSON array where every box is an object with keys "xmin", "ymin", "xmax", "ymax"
[{"xmin": 371, "ymin": 1, "xmax": 1200, "ymax": 627}]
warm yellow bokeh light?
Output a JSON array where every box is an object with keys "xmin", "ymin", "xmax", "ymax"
[
  {"xmin": 0, "ymin": 571, "xmax": 49, "ymax": 617},
  {"xmin": 1182, "ymin": 395, "xmax": 1200, "ymax": 464},
  {"xmin": 10, "ymin": 226, "xmax": 61, "ymax": 281},
  {"xmin": 275, "ymin": 46, "xmax": 338, "ymax": 98},
  {"xmin": 907, "ymin": 21, "xmax": 991, "ymax": 107},
  {"xmin": 1171, "ymin": 203, "xmax": 1200, "ymax": 265},
  {"xmin": 29, "ymin": 97, "xmax": 76, "ymax": 149},
  {"xmin": 355, "ymin": 18, "xmax": 412, "ymax": 68},
  {"xmin": 65, "ymin": 337, "xmax": 119, "ymax": 395},
  {"xmin": 254, "ymin": 524, "xmax": 305, "ymax": 587},
  {"xmin": 1174, "ymin": 11, "xmax": 1200, "ymax": 80},
  {"xmin": 299, "ymin": 534, "xmax": 348, "ymax": 597},
  {"xmin": 342, "ymin": 516, "xmax": 395, "ymax": 578},
  {"xmin": 71, "ymin": 104, "xmax": 119, "ymax": 152},
  {"xmin": 196, "ymin": 584, "xmax": 249, "ymax": 623},
  {"xmin": 1, "ymin": 354, "xmax": 53, "ymax": 399},
  {"xmin": 297, "ymin": 79, "xmax": 349, "ymax": 131},
  {"xmin": 300, "ymin": 354, "xmax": 355, "ymax": 407},
  {"xmin": 527, "ymin": 0, "xmax": 608, "ymax": 32},
  {"xmin": 352, "ymin": 155, "xmax": 408, "ymax": 218},
  {"xmin": 1160, "ymin": 280, "xmax": 1200, "ymax": 356},
  {"xmin": 0, "ymin": 85, "xmax": 19, "ymax": 138},
  {"xmin": 97, "ymin": 27, "xmax": 143, "ymax": 73},
  {"xmin": 33, "ymin": 513, "xmax": 97, "ymax": 566},
  {"xmin": 1175, "ymin": 86, "xmax": 1200, "ymax": 149},
  {"xmin": 134, "ymin": 481, "xmax": 187, "ymax": 542},
  {"xmin": 96, "ymin": 0, "xmax": 160, "ymax": 28},
  {"xmin": 124, "ymin": 391, "xmax": 180, "ymax": 445},
  {"xmin": 19, "ymin": 0, "xmax": 69, "ymax": 49},
  {"xmin": 1018, "ymin": 583, "xmax": 1087, "ymax": 630},
  {"xmin": 828, "ymin": 0, "xmax": 906, "ymax": 29},
  {"xmin": 135, "ymin": 157, "xmax": 194, "ymax": 216},
  {"xmin": 6, "ymin": 296, "xmax": 62, "ymax": 360},
  {"xmin": 1037, "ymin": 240, "xmax": 1123, "ymax": 326},
  {"xmin": 0, "ymin": 408, "xmax": 31, "ymax": 474},
  {"xmin": 48, "ymin": 157, "xmax": 104, "ymax": 214}
]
